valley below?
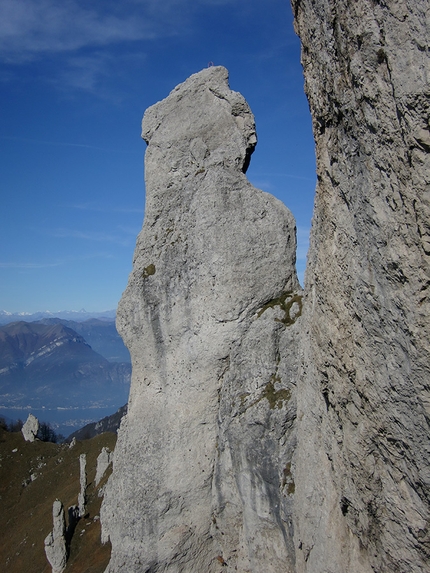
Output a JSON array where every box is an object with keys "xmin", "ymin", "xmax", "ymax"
[{"xmin": 0, "ymin": 317, "xmax": 130, "ymax": 437}]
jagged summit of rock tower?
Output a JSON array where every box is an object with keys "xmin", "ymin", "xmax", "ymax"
[{"xmin": 141, "ymin": 66, "xmax": 257, "ymax": 174}]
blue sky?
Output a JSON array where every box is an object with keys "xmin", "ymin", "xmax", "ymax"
[{"xmin": 0, "ymin": 0, "xmax": 315, "ymax": 313}]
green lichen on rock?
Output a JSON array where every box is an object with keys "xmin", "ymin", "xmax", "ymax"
[
  {"xmin": 282, "ymin": 462, "xmax": 292, "ymax": 486},
  {"xmin": 257, "ymin": 291, "xmax": 303, "ymax": 326},
  {"xmin": 261, "ymin": 375, "xmax": 291, "ymax": 409},
  {"xmin": 142, "ymin": 264, "xmax": 156, "ymax": 278},
  {"xmin": 237, "ymin": 375, "xmax": 290, "ymax": 412},
  {"xmin": 282, "ymin": 462, "xmax": 295, "ymax": 495}
]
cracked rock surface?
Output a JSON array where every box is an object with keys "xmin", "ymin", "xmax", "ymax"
[
  {"xmin": 101, "ymin": 66, "xmax": 300, "ymax": 573},
  {"xmin": 291, "ymin": 1, "xmax": 430, "ymax": 572}
]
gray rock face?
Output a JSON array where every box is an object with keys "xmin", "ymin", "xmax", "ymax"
[
  {"xmin": 101, "ymin": 66, "xmax": 300, "ymax": 572},
  {"xmin": 78, "ymin": 453, "xmax": 87, "ymax": 518},
  {"xmin": 21, "ymin": 413, "xmax": 39, "ymax": 442},
  {"xmin": 95, "ymin": 447, "xmax": 112, "ymax": 486},
  {"xmin": 44, "ymin": 500, "xmax": 67, "ymax": 573},
  {"xmin": 291, "ymin": 1, "xmax": 430, "ymax": 572}
]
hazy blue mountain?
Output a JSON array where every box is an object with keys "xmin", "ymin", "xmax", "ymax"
[
  {"xmin": 37, "ymin": 318, "xmax": 130, "ymax": 363},
  {"xmin": 0, "ymin": 321, "xmax": 130, "ymax": 410},
  {"xmin": 67, "ymin": 403, "xmax": 127, "ymax": 441},
  {"xmin": 0, "ymin": 309, "xmax": 116, "ymax": 326}
]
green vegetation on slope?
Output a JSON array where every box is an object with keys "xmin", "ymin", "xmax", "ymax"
[{"xmin": 0, "ymin": 428, "xmax": 116, "ymax": 573}]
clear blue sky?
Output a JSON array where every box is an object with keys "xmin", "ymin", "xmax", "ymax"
[{"xmin": 0, "ymin": 0, "xmax": 316, "ymax": 313}]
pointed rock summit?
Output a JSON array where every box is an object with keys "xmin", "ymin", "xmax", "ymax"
[{"xmin": 101, "ymin": 66, "xmax": 301, "ymax": 572}]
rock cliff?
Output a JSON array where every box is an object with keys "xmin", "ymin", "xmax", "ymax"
[
  {"xmin": 101, "ymin": 66, "xmax": 301, "ymax": 572},
  {"xmin": 291, "ymin": 1, "xmax": 430, "ymax": 572},
  {"xmin": 101, "ymin": 3, "xmax": 429, "ymax": 569}
]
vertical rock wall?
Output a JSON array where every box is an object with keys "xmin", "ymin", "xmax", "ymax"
[
  {"xmin": 101, "ymin": 66, "xmax": 301, "ymax": 573},
  {"xmin": 291, "ymin": 1, "xmax": 430, "ymax": 572}
]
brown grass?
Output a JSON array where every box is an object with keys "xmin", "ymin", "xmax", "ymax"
[{"xmin": 0, "ymin": 428, "xmax": 116, "ymax": 573}]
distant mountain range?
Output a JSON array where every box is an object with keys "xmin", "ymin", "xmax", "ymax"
[
  {"xmin": 37, "ymin": 317, "xmax": 130, "ymax": 363},
  {"xmin": 0, "ymin": 309, "xmax": 117, "ymax": 325},
  {"xmin": 67, "ymin": 403, "xmax": 127, "ymax": 442},
  {"xmin": 0, "ymin": 321, "xmax": 131, "ymax": 410}
]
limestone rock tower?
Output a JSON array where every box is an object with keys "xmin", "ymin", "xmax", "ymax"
[{"xmin": 101, "ymin": 66, "xmax": 301, "ymax": 573}]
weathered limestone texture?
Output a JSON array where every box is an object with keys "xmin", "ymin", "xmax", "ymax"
[
  {"xmin": 22, "ymin": 413, "xmax": 39, "ymax": 442},
  {"xmin": 44, "ymin": 500, "xmax": 67, "ymax": 573},
  {"xmin": 78, "ymin": 453, "xmax": 87, "ymax": 518},
  {"xmin": 291, "ymin": 1, "xmax": 430, "ymax": 572},
  {"xmin": 101, "ymin": 66, "xmax": 301, "ymax": 572},
  {"xmin": 95, "ymin": 447, "xmax": 113, "ymax": 486}
]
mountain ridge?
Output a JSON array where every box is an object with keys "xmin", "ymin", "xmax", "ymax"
[
  {"xmin": 0, "ymin": 309, "xmax": 117, "ymax": 326},
  {"xmin": 0, "ymin": 321, "xmax": 130, "ymax": 435}
]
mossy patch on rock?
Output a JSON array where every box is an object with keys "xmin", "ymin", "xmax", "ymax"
[
  {"xmin": 257, "ymin": 291, "xmax": 303, "ymax": 326},
  {"xmin": 261, "ymin": 376, "xmax": 291, "ymax": 409},
  {"xmin": 142, "ymin": 264, "xmax": 156, "ymax": 279},
  {"xmin": 282, "ymin": 462, "xmax": 295, "ymax": 495},
  {"xmin": 239, "ymin": 375, "xmax": 291, "ymax": 412}
]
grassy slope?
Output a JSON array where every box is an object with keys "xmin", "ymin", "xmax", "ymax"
[{"xmin": 0, "ymin": 429, "xmax": 116, "ymax": 573}]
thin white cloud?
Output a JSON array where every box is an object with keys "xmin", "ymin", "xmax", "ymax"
[
  {"xmin": 0, "ymin": 252, "xmax": 118, "ymax": 271},
  {"xmin": 0, "ymin": 261, "xmax": 63, "ymax": 269},
  {"xmin": 71, "ymin": 202, "xmax": 143, "ymax": 214},
  {"xmin": 0, "ymin": 0, "xmax": 240, "ymax": 64},
  {"xmin": 248, "ymin": 179, "xmax": 274, "ymax": 192},
  {"xmin": 0, "ymin": 0, "xmax": 155, "ymax": 63},
  {"xmin": 0, "ymin": 0, "xmax": 241, "ymax": 96},
  {"xmin": 117, "ymin": 224, "xmax": 142, "ymax": 236},
  {"xmin": 57, "ymin": 51, "xmax": 147, "ymax": 96},
  {"xmin": 51, "ymin": 228, "xmax": 132, "ymax": 247},
  {"xmin": 57, "ymin": 52, "xmax": 114, "ymax": 94},
  {"xmin": 0, "ymin": 135, "xmax": 137, "ymax": 153}
]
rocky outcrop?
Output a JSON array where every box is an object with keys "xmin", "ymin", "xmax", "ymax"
[
  {"xmin": 21, "ymin": 413, "xmax": 39, "ymax": 442},
  {"xmin": 78, "ymin": 453, "xmax": 87, "ymax": 518},
  {"xmin": 291, "ymin": 1, "xmax": 430, "ymax": 572},
  {"xmin": 101, "ymin": 66, "xmax": 301, "ymax": 572},
  {"xmin": 44, "ymin": 500, "xmax": 67, "ymax": 573},
  {"xmin": 95, "ymin": 447, "xmax": 113, "ymax": 486}
]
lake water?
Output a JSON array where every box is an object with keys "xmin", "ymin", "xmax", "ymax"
[{"xmin": 0, "ymin": 405, "xmax": 125, "ymax": 438}]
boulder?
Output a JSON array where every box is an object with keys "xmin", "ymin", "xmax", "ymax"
[{"xmin": 21, "ymin": 413, "xmax": 39, "ymax": 442}]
